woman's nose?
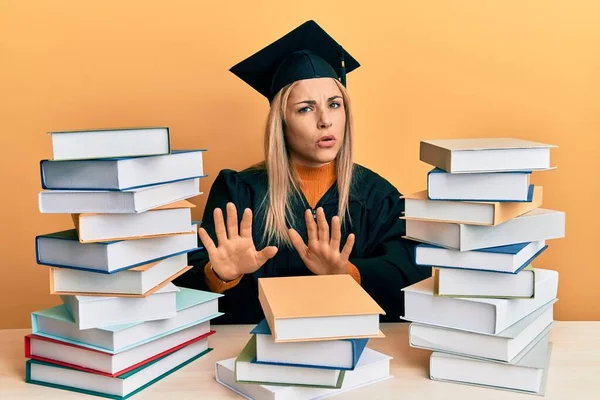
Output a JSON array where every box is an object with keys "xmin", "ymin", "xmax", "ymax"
[{"xmin": 318, "ymin": 111, "xmax": 332, "ymax": 129}]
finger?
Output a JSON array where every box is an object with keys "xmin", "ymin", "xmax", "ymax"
[
  {"xmin": 213, "ymin": 207, "xmax": 228, "ymax": 246},
  {"xmin": 255, "ymin": 246, "xmax": 278, "ymax": 268},
  {"xmin": 288, "ymin": 228, "xmax": 308, "ymax": 259},
  {"xmin": 305, "ymin": 209, "xmax": 318, "ymax": 244},
  {"xmin": 340, "ymin": 233, "xmax": 355, "ymax": 262},
  {"xmin": 226, "ymin": 202, "xmax": 239, "ymax": 239},
  {"xmin": 330, "ymin": 216, "xmax": 341, "ymax": 250},
  {"xmin": 198, "ymin": 227, "xmax": 217, "ymax": 255},
  {"xmin": 316, "ymin": 207, "xmax": 329, "ymax": 243},
  {"xmin": 240, "ymin": 208, "xmax": 252, "ymax": 238}
]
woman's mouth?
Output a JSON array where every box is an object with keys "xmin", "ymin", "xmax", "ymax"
[{"xmin": 317, "ymin": 135, "xmax": 336, "ymax": 148}]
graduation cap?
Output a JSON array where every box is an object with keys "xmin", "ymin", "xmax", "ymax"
[{"xmin": 229, "ymin": 20, "xmax": 360, "ymax": 103}]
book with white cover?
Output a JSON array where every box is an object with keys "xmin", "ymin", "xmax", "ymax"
[
  {"xmin": 435, "ymin": 266, "xmax": 536, "ymax": 298},
  {"xmin": 427, "ymin": 168, "xmax": 532, "ymax": 201},
  {"xmin": 36, "ymin": 225, "xmax": 199, "ymax": 274},
  {"xmin": 415, "ymin": 241, "xmax": 547, "ymax": 274},
  {"xmin": 405, "ymin": 208, "xmax": 565, "ymax": 251},
  {"xmin": 31, "ymin": 287, "xmax": 223, "ymax": 353},
  {"xmin": 429, "ymin": 334, "xmax": 553, "ymax": 396},
  {"xmin": 409, "ymin": 299, "xmax": 556, "ymax": 361},
  {"xmin": 49, "ymin": 126, "xmax": 171, "ymax": 161},
  {"xmin": 216, "ymin": 348, "xmax": 392, "ymax": 400},
  {"xmin": 72, "ymin": 200, "xmax": 195, "ymax": 243},
  {"xmin": 61, "ymin": 283, "xmax": 179, "ymax": 330},
  {"xmin": 41, "ymin": 149, "xmax": 205, "ymax": 190},
  {"xmin": 419, "ymin": 138, "xmax": 556, "ymax": 173},
  {"xmin": 401, "ymin": 268, "xmax": 558, "ymax": 334},
  {"xmin": 49, "ymin": 254, "xmax": 190, "ymax": 297},
  {"xmin": 39, "ymin": 177, "xmax": 201, "ymax": 214}
]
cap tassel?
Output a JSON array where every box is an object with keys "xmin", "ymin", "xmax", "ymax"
[{"xmin": 339, "ymin": 46, "xmax": 347, "ymax": 87}]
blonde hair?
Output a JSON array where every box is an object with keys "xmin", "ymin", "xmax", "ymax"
[{"xmin": 256, "ymin": 78, "xmax": 355, "ymax": 248}]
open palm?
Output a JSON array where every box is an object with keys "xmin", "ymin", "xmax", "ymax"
[{"xmin": 198, "ymin": 202, "xmax": 278, "ymax": 282}]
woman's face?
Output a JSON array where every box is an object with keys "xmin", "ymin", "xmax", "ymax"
[{"xmin": 284, "ymin": 77, "xmax": 346, "ymax": 168}]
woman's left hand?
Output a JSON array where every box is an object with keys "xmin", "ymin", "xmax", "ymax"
[{"xmin": 289, "ymin": 207, "xmax": 355, "ymax": 276}]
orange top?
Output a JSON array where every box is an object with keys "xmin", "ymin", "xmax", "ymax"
[{"xmin": 204, "ymin": 162, "xmax": 361, "ymax": 293}]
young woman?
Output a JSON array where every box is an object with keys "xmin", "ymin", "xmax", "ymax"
[{"xmin": 174, "ymin": 20, "xmax": 430, "ymax": 324}]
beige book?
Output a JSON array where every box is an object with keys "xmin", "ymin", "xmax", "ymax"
[{"xmin": 258, "ymin": 275, "xmax": 385, "ymax": 343}]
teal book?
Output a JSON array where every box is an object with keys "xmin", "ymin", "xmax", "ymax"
[{"xmin": 26, "ymin": 341, "xmax": 213, "ymax": 399}]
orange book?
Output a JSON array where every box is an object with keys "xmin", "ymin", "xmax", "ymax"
[{"xmin": 258, "ymin": 275, "xmax": 385, "ymax": 343}]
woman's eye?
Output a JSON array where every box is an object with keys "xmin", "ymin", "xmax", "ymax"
[
  {"xmin": 330, "ymin": 102, "xmax": 341, "ymax": 109},
  {"xmin": 298, "ymin": 106, "xmax": 311, "ymax": 113}
]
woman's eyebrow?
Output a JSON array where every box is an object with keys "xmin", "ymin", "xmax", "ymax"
[{"xmin": 294, "ymin": 96, "xmax": 342, "ymax": 105}]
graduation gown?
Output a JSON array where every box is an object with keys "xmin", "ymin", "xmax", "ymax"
[{"xmin": 173, "ymin": 163, "xmax": 431, "ymax": 324}]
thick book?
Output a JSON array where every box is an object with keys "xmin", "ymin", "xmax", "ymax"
[
  {"xmin": 39, "ymin": 177, "xmax": 201, "ymax": 214},
  {"xmin": 402, "ymin": 186, "xmax": 542, "ymax": 226},
  {"xmin": 61, "ymin": 283, "xmax": 178, "ymax": 330},
  {"xmin": 216, "ymin": 348, "xmax": 391, "ymax": 400},
  {"xmin": 235, "ymin": 335, "xmax": 345, "ymax": 389},
  {"xmin": 429, "ymin": 333, "xmax": 553, "ymax": 396},
  {"xmin": 409, "ymin": 299, "xmax": 555, "ymax": 362},
  {"xmin": 419, "ymin": 138, "xmax": 557, "ymax": 173},
  {"xmin": 36, "ymin": 225, "xmax": 199, "ymax": 274},
  {"xmin": 31, "ymin": 287, "xmax": 222, "ymax": 353},
  {"xmin": 401, "ymin": 268, "xmax": 558, "ymax": 334},
  {"xmin": 26, "ymin": 338, "xmax": 212, "ymax": 399},
  {"xmin": 250, "ymin": 319, "xmax": 368, "ymax": 370},
  {"xmin": 48, "ymin": 254, "xmax": 191, "ymax": 297},
  {"xmin": 258, "ymin": 275, "xmax": 385, "ymax": 343},
  {"xmin": 414, "ymin": 240, "xmax": 547, "ymax": 274},
  {"xmin": 404, "ymin": 208, "xmax": 565, "ymax": 251},
  {"xmin": 41, "ymin": 149, "xmax": 205, "ymax": 190},
  {"xmin": 72, "ymin": 200, "xmax": 195, "ymax": 243},
  {"xmin": 435, "ymin": 266, "xmax": 536, "ymax": 298},
  {"xmin": 427, "ymin": 168, "xmax": 532, "ymax": 201},
  {"xmin": 49, "ymin": 126, "xmax": 171, "ymax": 161},
  {"xmin": 25, "ymin": 327, "xmax": 214, "ymax": 376}
]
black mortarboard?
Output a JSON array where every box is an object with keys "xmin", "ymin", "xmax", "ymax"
[{"xmin": 229, "ymin": 20, "xmax": 360, "ymax": 103}]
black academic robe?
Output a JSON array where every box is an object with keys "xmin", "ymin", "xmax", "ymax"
[{"xmin": 173, "ymin": 163, "xmax": 431, "ymax": 324}]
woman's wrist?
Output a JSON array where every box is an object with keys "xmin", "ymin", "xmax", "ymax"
[{"xmin": 212, "ymin": 265, "xmax": 241, "ymax": 283}]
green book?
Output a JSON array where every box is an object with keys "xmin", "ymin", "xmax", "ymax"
[{"xmin": 234, "ymin": 335, "xmax": 345, "ymax": 389}]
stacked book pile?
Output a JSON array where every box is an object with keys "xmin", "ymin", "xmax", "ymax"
[
  {"xmin": 401, "ymin": 138, "xmax": 565, "ymax": 396},
  {"xmin": 26, "ymin": 127, "xmax": 223, "ymax": 399},
  {"xmin": 216, "ymin": 275, "xmax": 393, "ymax": 399}
]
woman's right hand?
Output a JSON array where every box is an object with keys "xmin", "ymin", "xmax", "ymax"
[{"xmin": 198, "ymin": 202, "xmax": 278, "ymax": 282}]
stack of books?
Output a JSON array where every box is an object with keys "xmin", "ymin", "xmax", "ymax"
[
  {"xmin": 401, "ymin": 138, "xmax": 566, "ymax": 396},
  {"xmin": 215, "ymin": 275, "xmax": 393, "ymax": 399},
  {"xmin": 26, "ymin": 127, "xmax": 224, "ymax": 399}
]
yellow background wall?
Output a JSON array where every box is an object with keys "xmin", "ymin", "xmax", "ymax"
[{"xmin": 1, "ymin": 1, "xmax": 598, "ymax": 328}]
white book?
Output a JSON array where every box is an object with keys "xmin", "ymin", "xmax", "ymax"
[
  {"xmin": 401, "ymin": 268, "xmax": 558, "ymax": 334},
  {"xmin": 216, "ymin": 348, "xmax": 392, "ymax": 400},
  {"xmin": 39, "ymin": 177, "xmax": 201, "ymax": 214},
  {"xmin": 436, "ymin": 267, "xmax": 536, "ymax": 298},
  {"xmin": 409, "ymin": 300, "xmax": 555, "ymax": 362},
  {"xmin": 36, "ymin": 225, "xmax": 198, "ymax": 274},
  {"xmin": 405, "ymin": 208, "xmax": 565, "ymax": 251},
  {"xmin": 41, "ymin": 149, "xmax": 205, "ymax": 190},
  {"xmin": 27, "ymin": 323, "xmax": 212, "ymax": 375},
  {"xmin": 49, "ymin": 254, "xmax": 190, "ymax": 296},
  {"xmin": 419, "ymin": 138, "xmax": 556, "ymax": 173},
  {"xmin": 49, "ymin": 127, "xmax": 170, "ymax": 161},
  {"xmin": 427, "ymin": 168, "xmax": 532, "ymax": 201},
  {"xmin": 31, "ymin": 287, "xmax": 223, "ymax": 353},
  {"xmin": 61, "ymin": 283, "xmax": 179, "ymax": 330},
  {"xmin": 430, "ymin": 334, "xmax": 552, "ymax": 396},
  {"xmin": 73, "ymin": 200, "xmax": 195, "ymax": 243},
  {"xmin": 26, "ymin": 337, "xmax": 211, "ymax": 398},
  {"xmin": 415, "ymin": 240, "xmax": 547, "ymax": 274}
]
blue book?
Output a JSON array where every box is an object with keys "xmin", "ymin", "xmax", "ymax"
[
  {"xmin": 249, "ymin": 319, "xmax": 368, "ymax": 370},
  {"xmin": 26, "ymin": 343, "xmax": 213, "ymax": 399},
  {"xmin": 41, "ymin": 149, "xmax": 207, "ymax": 190},
  {"xmin": 415, "ymin": 240, "xmax": 548, "ymax": 274},
  {"xmin": 35, "ymin": 225, "xmax": 202, "ymax": 274},
  {"xmin": 31, "ymin": 287, "xmax": 223, "ymax": 354}
]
